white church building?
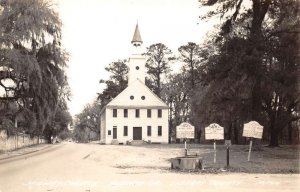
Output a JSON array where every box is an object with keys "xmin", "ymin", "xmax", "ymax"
[{"xmin": 100, "ymin": 24, "xmax": 169, "ymax": 144}]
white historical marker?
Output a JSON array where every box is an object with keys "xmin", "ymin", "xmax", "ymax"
[
  {"xmin": 243, "ymin": 121, "xmax": 263, "ymax": 139},
  {"xmin": 176, "ymin": 122, "xmax": 194, "ymax": 156},
  {"xmin": 205, "ymin": 123, "xmax": 224, "ymax": 163},
  {"xmin": 243, "ymin": 121, "xmax": 264, "ymax": 161},
  {"xmin": 205, "ymin": 123, "xmax": 224, "ymax": 140},
  {"xmin": 176, "ymin": 122, "xmax": 195, "ymax": 139}
]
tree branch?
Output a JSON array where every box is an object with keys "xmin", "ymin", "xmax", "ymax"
[{"xmin": 267, "ymin": 30, "xmax": 300, "ymax": 38}]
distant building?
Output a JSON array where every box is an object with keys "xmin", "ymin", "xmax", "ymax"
[{"xmin": 100, "ymin": 24, "xmax": 169, "ymax": 144}]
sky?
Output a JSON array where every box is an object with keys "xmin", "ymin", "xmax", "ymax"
[{"xmin": 56, "ymin": 0, "xmax": 217, "ymax": 116}]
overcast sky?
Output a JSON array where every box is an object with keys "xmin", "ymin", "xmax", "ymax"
[{"xmin": 57, "ymin": 0, "xmax": 217, "ymax": 116}]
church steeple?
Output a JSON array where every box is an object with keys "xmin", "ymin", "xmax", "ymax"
[
  {"xmin": 131, "ymin": 23, "xmax": 143, "ymax": 47},
  {"xmin": 128, "ymin": 23, "xmax": 146, "ymax": 85}
]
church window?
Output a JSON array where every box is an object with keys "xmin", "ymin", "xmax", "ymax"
[
  {"xmin": 158, "ymin": 109, "xmax": 162, "ymax": 118},
  {"xmin": 135, "ymin": 109, "xmax": 140, "ymax": 118},
  {"xmin": 113, "ymin": 109, "xmax": 117, "ymax": 117},
  {"xmin": 141, "ymin": 96, "xmax": 145, "ymax": 100},
  {"xmin": 124, "ymin": 109, "xmax": 128, "ymax": 118},
  {"xmin": 158, "ymin": 126, "xmax": 162, "ymax": 136},
  {"xmin": 108, "ymin": 130, "xmax": 111, "ymax": 135},
  {"xmin": 124, "ymin": 126, "xmax": 128, "ymax": 136},
  {"xmin": 147, "ymin": 109, "xmax": 151, "ymax": 118},
  {"xmin": 130, "ymin": 95, "xmax": 134, "ymax": 100},
  {"xmin": 147, "ymin": 126, "xmax": 151, "ymax": 136},
  {"xmin": 136, "ymin": 66, "xmax": 140, "ymax": 70}
]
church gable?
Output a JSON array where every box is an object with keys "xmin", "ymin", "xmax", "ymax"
[{"xmin": 107, "ymin": 79, "xmax": 168, "ymax": 108}]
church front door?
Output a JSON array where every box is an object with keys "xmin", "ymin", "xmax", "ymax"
[
  {"xmin": 113, "ymin": 128, "xmax": 117, "ymax": 139},
  {"xmin": 133, "ymin": 127, "xmax": 142, "ymax": 140}
]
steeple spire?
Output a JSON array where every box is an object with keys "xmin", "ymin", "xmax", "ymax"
[
  {"xmin": 131, "ymin": 23, "xmax": 143, "ymax": 47},
  {"xmin": 128, "ymin": 23, "xmax": 145, "ymax": 85}
]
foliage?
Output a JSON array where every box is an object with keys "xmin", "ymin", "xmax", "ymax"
[
  {"xmin": 73, "ymin": 126, "xmax": 90, "ymax": 143},
  {"xmin": 57, "ymin": 130, "xmax": 72, "ymax": 141},
  {"xmin": 145, "ymin": 43, "xmax": 175, "ymax": 97},
  {"xmin": 0, "ymin": 0, "xmax": 71, "ymax": 141},
  {"xmin": 97, "ymin": 59, "xmax": 128, "ymax": 106},
  {"xmin": 43, "ymin": 105, "xmax": 72, "ymax": 141},
  {"xmin": 161, "ymin": 73, "xmax": 191, "ymax": 141},
  {"xmin": 196, "ymin": 0, "xmax": 300, "ymax": 146},
  {"xmin": 73, "ymin": 99, "xmax": 101, "ymax": 142},
  {"xmin": 75, "ymin": 100, "xmax": 101, "ymax": 133},
  {"xmin": 91, "ymin": 0, "xmax": 299, "ymax": 146},
  {"xmin": 178, "ymin": 42, "xmax": 203, "ymax": 88}
]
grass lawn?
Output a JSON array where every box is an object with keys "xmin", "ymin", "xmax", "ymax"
[{"xmin": 106, "ymin": 144, "xmax": 300, "ymax": 174}]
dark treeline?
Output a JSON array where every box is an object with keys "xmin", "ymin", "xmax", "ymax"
[
  {"xmin": 92, "ymin": 0, "xmax": 299, "ymax": 146},
  {"xmin": 193, "ymin": 0, "xmax": 300, "ymax": 146},
  {"xmin": 0, "ymin": 0, "xmax": 72, "ymax": 143}
]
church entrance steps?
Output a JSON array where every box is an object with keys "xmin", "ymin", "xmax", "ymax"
[
  {"xmin": 127, "ymin": 140, "xmax": 146, "ymax": 145},
  {"xmin": 111, "ymin": 139, "xmax": 119, "ymax": 145}
]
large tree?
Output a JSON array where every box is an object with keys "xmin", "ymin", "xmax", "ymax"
[
  {"xmin": 177, "ymin": 42, "xmax": 211, "ymax": 133},
  {"xmin": 0, "ymin": 0, "xmax": 70, "ymax": 141},
  {"xmin": 145, "ymin": 43, "xmax": 174, "ymax": 97},
  {"xmin": 97, "ymin": 59, "xmax": 128, "ymax": 106},
  {"xmin": 74, "ymin": 100, "xmax": 101, "ymax": 142},
  {"xmin": 197, "ymin": 0, "xmax": 300, "ymax": 146},
  {"xmin": 178, "ymin": 42, "xmax": 202, "ymax": 88},
  {"xmin": 161, "ymin": 73, "xmax": 191, "ymax": 142}
]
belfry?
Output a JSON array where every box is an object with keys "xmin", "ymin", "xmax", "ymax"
[{"xmin": 128, "ymin": 24, "xmax": 146, "ymax": 85}]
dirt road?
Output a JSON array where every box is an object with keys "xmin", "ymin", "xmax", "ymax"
[{"xmin": 0, "ymin": 143, "xmax": 299, "ymax": 192}]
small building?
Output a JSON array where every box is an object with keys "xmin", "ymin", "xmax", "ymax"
[{"xmin": 100, "ymin": 24, "xmax": 169, "ymax": 144}]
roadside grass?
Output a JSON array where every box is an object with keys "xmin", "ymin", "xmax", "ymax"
[{"xmin": 102, "ymin": 144, "xmax": 300, "ymax": 174}]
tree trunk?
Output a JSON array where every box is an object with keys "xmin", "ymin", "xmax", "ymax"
[
  {"xmin": 250, "ymin": 0, "xmax": 271, "ymax": 122},
  {"xmin": 269, "ymin": 114, "xmax": 279, "ymax": 147},
  {"xmin": 198, "ymin": 129, "xmax": 201, "ymax": 143},
  {"xmin": 233, "ymin": 119, "xmax": 239, "ymax": 144},
  {"xmin": 228, "ymin": 121, "xmax": 232, "ymax": 140},
  {"xmin": 269, "ymin": 127, "xmax": 279, "ymax": 147},
  {"xmin": 288, "ymin": 122, "xmax": 293, "ymax": 144}
]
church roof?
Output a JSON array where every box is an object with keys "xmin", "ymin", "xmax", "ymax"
[
  {"xmin": 105, "ymin": 79, "xmax": 168, "ymax": 109},
  {"xmin": 131, "ymin": 24, "xmax": 143, "ymax": 44}
]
